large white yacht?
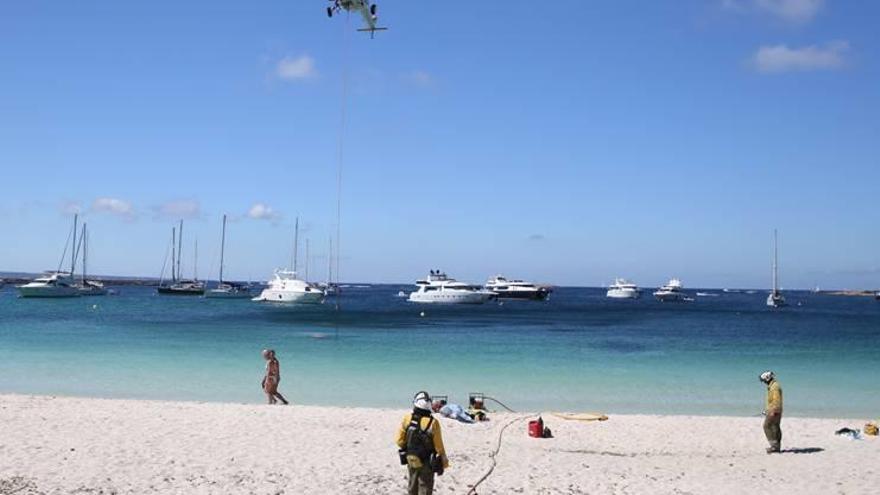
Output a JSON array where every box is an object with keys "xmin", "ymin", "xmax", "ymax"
[
  {"xmin": 18, "ymin": 272, "xmax": 80, "ymax": 298},
  {"xmin": 484, "ymin": 275, "xmax": 550, "ymax": 300},
  {"xmin": 606, "ymin": 278, "xmax": 641, "ymax": 299},
  {"xmin": 653, "ymin": 278, "xmax": 688, "ymax": 302},
  {"xmin": 766, "ymin": 229, "xmax": 786, "ymax": 308},
  {"xmin": 252, "ymin": 270, "xmax": 324, "ymax": 304},
  {"xmin": 408, "ymin": 271, "xmax": 495, "ymax": 304}
]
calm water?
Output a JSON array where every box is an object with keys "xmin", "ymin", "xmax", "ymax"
[{"xmin": 1, "ymin": 285, "xmax": 878, "ymax": 417}]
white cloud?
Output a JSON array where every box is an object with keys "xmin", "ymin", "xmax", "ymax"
[
  {"xmin": 60, "ymin": 200, "xmax": 82, "ymax": 215},
  {"xmin": 91, "ymin": 197, "xmax": 135, "ymax": 220},
  {"xmin": 276, "ymin": 55, "xmax": 317, "ymax": 81},
  {"xmin": 723, "ymin": 0, "xmax": 824, "ymax": 23},
  {"xmin": 403, "ymin": 70, "xmax": 435, "ymax": 88},
  {"xmin": 752, "ymin": 41, "xmax": 848, "ymax": 73},
  {"xmin": 246, "ymin": 203, "xmax": 280, "ymax": 221},
  {"xmin": 155, "ymin": 199, "xmax": 201, "ymax": 219}
]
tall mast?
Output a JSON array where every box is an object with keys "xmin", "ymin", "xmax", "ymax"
[
  {"xmin": 82, "ymin": 223, "xmax": 88, "ymax": 282},
  {"xmin": 293, "ymin": 216, "xmax": 300, "ymax": 275},
  {"xmin": 194, "ymin": 238, "xmax": 199, "ymax": 281},
  {"xmin": 327, "ymin": 236, "xmax": 333, "ymax": 284},
  {"xmin": 177, "ymin": 220, "xmax": 183, "ymax": 283},
  {"xmin": 772, "ymin": 229, "xmax": 779, "ymax": 293},
  {"xmin": 71, "ymin": 213, "xmax": 78, "ymax": 276},
  {"xmin": 219, "ymin": 214, "xmax": 227, "ymax": 284},
  {"xmin": 305, "ymin": 238, "xmax": 310, "ymax": 281},
  {"xmin": 171, "ymin": 226, "xmax": 177, "ymax": 283}
]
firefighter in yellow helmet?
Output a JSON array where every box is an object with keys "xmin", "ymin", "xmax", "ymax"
[
  {"xmin": 395, "ymin": 391, "xmax": 449, "ymax": 495},
  {"xmin": 760, "ymin": 370, "xmax": 783, "ymax": 453}
]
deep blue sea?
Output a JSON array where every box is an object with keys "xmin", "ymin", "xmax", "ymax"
[{"xmin": 1, "ymin": 285, "xmax": 878, "ymax": 418}]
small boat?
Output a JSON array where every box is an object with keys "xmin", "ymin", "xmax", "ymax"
[
  {"xmin": 485, "ymin": 275, "xmax": 551, "ymax": 300},
  {"xmin": 18, "ymin": 271, "xmax": 80, "ymax": 298},
  {"xmin": 19, "ymin": 214, "xmax": 82, "ymax": 298},
  {"xmin": 252, "ymin": 218, "xmax": 323, "ymax": 304},
  {"xmin": 408, "ymin": 271, "xmax": 495, "ymax": 304},
  {"xmin": 695, "ymin": 292, "xmax": 718, "ymax": 297},
  {"xmin": 606, "ymin": 278, "xmax": 640, "ymax": 299},
  {"xmin": 654, "ymin": 278, "xmax": 688, "ymax": 302},
  {"xmin": 206, "ymin": 215, "xmax": 252, "ymax": 299},
  {"xmin": 157, "ymin": 220, "xmax": 205, "ymax": 296},
  {"xmin": 766, "ymin": 229, "xmax": 786, "ymax": 308},
  {"xmin": 75, "ymin": 223, "xmax": 107, "ymax": 296}
]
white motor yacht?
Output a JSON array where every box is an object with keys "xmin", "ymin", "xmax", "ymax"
[
  {"xmin": 606, "ymin": 278, "xmax": 640, "ymax": 299},
  {"xmin": 485, "ymin": 275, "xmax": 550, "ymax": 300},
  {"xmin": 252, "ymin": 270, "xmax": 324, "ymax": 304},
  {"xmin": 654, "ymin": 278, "xmax": 688, "ymax": 302},
  {"xmin": 408, "ymin": 271, "xmax": 495, "ymax": 304},
  {"xmin": 766, "ymin": 229, "xmax": 786, "ymax": 308},
  {"xmin": 18, "ymin": 272, "xmax": 80, "ymax": 298}
]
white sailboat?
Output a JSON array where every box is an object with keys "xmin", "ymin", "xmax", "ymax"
[
  {"xmin": 766, "ymin": 229, "xmax": 786, "ymax": 308},
  {"xmin": 158, "ymin": 220, "xmax": 205, "ymax": 295},
  {"xmin": 18, "ymin": 214, "xmax": 81, "ymax": 298},
  {"xmin": 206, "ymin": 214, "xmax": 252, "ymax": 299},
  {"xmin": 253, "ymin": 217, "xmax": 324, "ymax": 304},
  {"xmin": 76, "ymin": 223, "xmax": 107, "ymax": 295}
]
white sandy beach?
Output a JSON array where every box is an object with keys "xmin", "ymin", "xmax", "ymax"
[{"xmin": 1, "ymin": 394, "xmax": 877, "ymax": 494}]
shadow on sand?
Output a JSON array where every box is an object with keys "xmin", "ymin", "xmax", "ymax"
[{"xmin": 783, "ymin": 447, "xmax": 825, "ymax": 454}]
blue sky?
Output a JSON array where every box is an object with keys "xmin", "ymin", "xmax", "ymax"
[{"xmin": 1, "ymin": 0, "xmax": 878, "ymax": 288}]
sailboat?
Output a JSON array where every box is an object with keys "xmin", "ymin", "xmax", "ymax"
[
  {"xmin": 157, "ymin": 220, "xmax": 205, "ymax": 295},
  {"xmin": 18, "ymin": 214, "xmax": 81, "ymax": 298},
  {"xmin": 252, "ymin": 217, "xmax": 324, "ymax": 304},
  {"xmin": 206, "ymin": 214, "xmax": 252, "ymax": 299},
  {"xmin": 319, "ymin": 237, "xmax": 339, "ymax": 297},
  {"xmin": 766, "ymin": 229, "xmax": 786, "ymax": 308},
  {"xmin": 76, "ymin": 223, "xmax": 107, "ymax": 295}
]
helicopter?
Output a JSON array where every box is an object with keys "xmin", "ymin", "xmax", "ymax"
[{"xmin": 326, "ymin": 0, "xmax": 388, "ymax": 38}]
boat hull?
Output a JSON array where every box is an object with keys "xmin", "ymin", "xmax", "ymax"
[
  {"xmin": 766, "ymin": 293, "xmax": 786, "ymax": 307},
  {"xmin": 18, "ymin": 286, "xmax": 80, "ymax": 298},
  {"xmin": 491, "ymin": 289, "xmax": 550, "ymax": 301},
  {"xmin": 157, "ymin": 286, "xmax": 205, "ymax": 296},
  {"xmin": 607, "ymin": 288, "xmax": 640, "ymax": 299},
  {"xmin": 253, "ymin": 289, "xmax": 324, "ymax": 304},
  {"xmin": 408, "ymin": 292, "xmax": 495, "ymax": 304},
  {"xmin": 654, "ymin": 292, "xmax": 686, "ymax": 302}
]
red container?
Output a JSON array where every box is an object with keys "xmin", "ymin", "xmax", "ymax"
[{"xmin": 528, "ymin": 417, "xmax": 544, "ymax": 438}]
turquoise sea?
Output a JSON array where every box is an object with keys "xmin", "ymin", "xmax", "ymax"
[{"xmin": 1, "ymin": 285, "xmax": 878, "ymax": 418}]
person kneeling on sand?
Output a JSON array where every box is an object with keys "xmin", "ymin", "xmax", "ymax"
[
  {"xmin": 432, "ymin": 399, "xmax": 475, "ymax": 424},
  {"xmin": 396, "ymin": 391, "xmax": 449, "ymax": 495},
  {"xmin": 261, "ymin": 349, "xmax": 289, "ymax": 405},
  {"xmin": 760, "ymin": 370, "xmax": 783, "ymax": 453}
]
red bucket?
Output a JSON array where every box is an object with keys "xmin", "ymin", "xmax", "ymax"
[{"xmin": 528, "ymin": 417, "xmax": 544, "ymax": 438}]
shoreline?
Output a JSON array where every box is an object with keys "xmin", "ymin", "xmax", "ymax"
[{"xmin": 2, "ymin": 394, "xmax": 877, "ymax": 494}]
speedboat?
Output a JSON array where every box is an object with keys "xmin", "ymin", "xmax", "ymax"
[
  {"xmin": 252, "ymin": 270, "xmax": 324, "ymax": 304},
  {"xmin": 18, "ymin": 272, "xmax": 80, "ymax": 298},
  {"xmin": 158, "ymin": 279, "xmax": 206, "ymax": 295},
  {"xmin": 654, "ymin": 278, "xmax": 687, "ymax": 302},
  {"xmin": 606, "ymin": 278, "xmax": 640, "ymax": 299},
  {"xmin": 484, "ymin": 275, "xmax": 550, "ymax": 300},
  {"xmin": 408, "ymin": 271, "xmax": 495, "ymax": 304},
  {"xmin": 206, "ymin": 282, "xmax": 252, "ymax": 299}
]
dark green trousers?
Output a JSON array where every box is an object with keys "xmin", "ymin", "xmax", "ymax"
[
  {"xmin": 763, "ymin": 411, "xmax": 782, "ymax": 451},
  {"xmin": 407, "ymin": 464, "xmax": 434, "ymax": 495}
]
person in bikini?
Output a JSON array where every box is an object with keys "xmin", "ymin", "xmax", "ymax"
[{"xmin": 261, "ymin": 349, "xmax": 289, "ymax": 405}]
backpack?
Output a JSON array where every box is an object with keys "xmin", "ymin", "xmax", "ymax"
[{"xmin": 405, "ymin": 414, "xmax": 435, "ymax": 463}]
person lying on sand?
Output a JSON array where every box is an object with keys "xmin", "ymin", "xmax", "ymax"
[
  {"xmin": 261, "ymin": 349, "xmax": 289, "ymax": 405},
  {"xmin": 432, "ymin": 399, "xmax": 475, "ymax": 424}
]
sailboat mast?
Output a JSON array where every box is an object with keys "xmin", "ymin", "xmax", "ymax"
[
  {"xmin": 71, "ymin": 214, "xmax": 78, "ymax": 276},
  {"xmin": 171, "ymin": 227, "xmax": 177, "ymax": 283},
  {"xmin": 773, "ymin": 229, "xmax": 779, "ymax": 293},
  {"xmin": 194, "ymin": 238, "xmax": 199, "ymax": 281},
  {"xmin": 177, "ymin": 220, "xmax": 183, "ymax": 282},
  {"xmin": 219, "ymin": 214, "xmax": 227, "ymax": 284},
  {"xmin": 293, "ymin": 217, "xmax": 299, "ymax": 275},
  {"xmin": 82, "ymin": 223, "xmax": 88, "ymax": 282},
  {"xmin": 305, "ymin": 239, "xmax": 310, "ymax": 281},
  {"xmin": 328, "ymin": 236, "xmax": 333, "ymax": 283}
]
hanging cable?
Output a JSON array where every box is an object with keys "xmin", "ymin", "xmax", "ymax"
[{"xmin": 334, "ymin": 10, "xmax": 351, "ymax": 315}]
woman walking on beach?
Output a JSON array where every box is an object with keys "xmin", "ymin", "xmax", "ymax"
[{"xmin": 262, "ymin": 349, "xmax": 289, "ymax": 405}]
